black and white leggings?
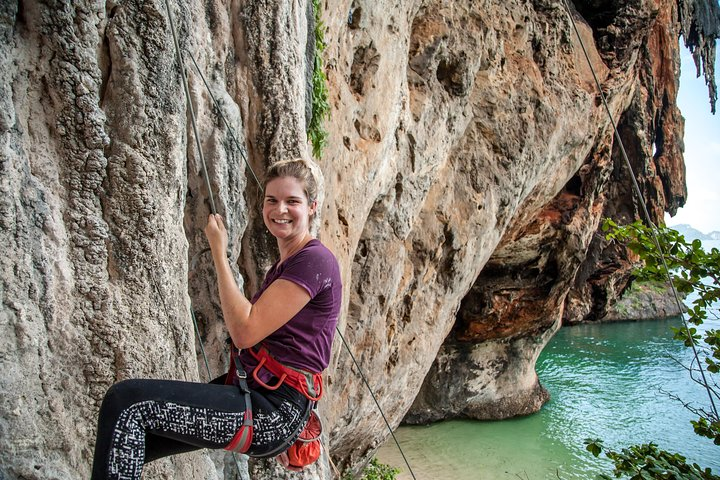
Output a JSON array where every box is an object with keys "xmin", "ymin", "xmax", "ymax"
[{"xmin": 90, "ymin": 376, "xmax": 309, "ymax": 480}]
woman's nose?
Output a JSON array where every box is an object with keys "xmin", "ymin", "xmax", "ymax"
[{"xmin": 278, "ymin": 202, "xmax": 288, "ymax": 213}]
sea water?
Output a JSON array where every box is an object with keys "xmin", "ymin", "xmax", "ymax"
[{"xmin": 377, "ymin": 244, "xmax": 720, "ymax": 479}]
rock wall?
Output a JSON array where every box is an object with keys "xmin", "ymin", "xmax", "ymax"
[
  {"xmin": 0, "ymin": 0, "xmax": 716, "ymax": 479},
  {"xmin": 1, "ymin": 1, "xmax": 309, "ymax": 478},
  {"xmin": 405, "ymin": 0, "xmax": 711, "ymax": 426}
]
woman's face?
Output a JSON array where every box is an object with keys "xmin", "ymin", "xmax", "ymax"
[{"xmin": 262, "ymin": 176, "xmax": 316, "ymax": 242}]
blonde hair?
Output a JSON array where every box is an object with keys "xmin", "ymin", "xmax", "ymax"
[{"xmin": 263, "ymin": 158, "xmax": 319, "ymax": 204}]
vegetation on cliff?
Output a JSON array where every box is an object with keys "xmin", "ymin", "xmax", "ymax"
[
  {"xmin": 307, "ymin": 0, "xmax": 330, "ymax": 158},
  {"xmin": 345, "ymin": 459, "xmax": 399, "ymax": 480},
  {"xmin": 602, "ymin": 279, "xmax": 685, "ymax": 321}
]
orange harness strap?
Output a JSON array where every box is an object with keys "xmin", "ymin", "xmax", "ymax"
[{"xmin": 248, "ymin": 346, "xmax": 324, "ymax": 402}]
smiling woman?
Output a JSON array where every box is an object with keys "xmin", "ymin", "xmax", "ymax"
[{"xmin": 90, "ymin": 158, "xmax": 342, "ymax": 478}]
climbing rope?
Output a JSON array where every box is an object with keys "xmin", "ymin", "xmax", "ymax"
[
  {"xmin": 560, "ymin": 0, "xmax": 718, "ymax": 419},
  {"xmin": 335, "ymin": 327, "xmax": 418, "ymax": 479},
  {"xmin": 185, "ymin": 50, "xmax": 263, "ymax": 192},
  {"xmin": 164, "ymin": 1, "xmax": 244, "ymax": 475},
  {"xmin": 164, "ymin": 0, "xmax": 216, "ymax": 215},
  {"xmin": 163, "ymin": 1, "xmax": 418, "ymax": 478}
]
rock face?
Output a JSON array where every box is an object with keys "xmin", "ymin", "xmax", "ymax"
[
  {"xmin": 0, "ymin": 0, "xmax": 716, "ymax": 479},
  {"xmin": 405, "ymin": 0, "xmax": 711, "ymax": 426},
  {"xmin": 600, "ymin": 280, "xmax": 686, "ymax": 322}
]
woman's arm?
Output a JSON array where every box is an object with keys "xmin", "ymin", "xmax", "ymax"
[{"xmin": 204, "ymin": 214, "xmax": 311, "ymax": 348}]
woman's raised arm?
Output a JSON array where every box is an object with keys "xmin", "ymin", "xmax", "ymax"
[{"xmin": 204, "ymin": 214, "xmax": 311, "ymax": 348}]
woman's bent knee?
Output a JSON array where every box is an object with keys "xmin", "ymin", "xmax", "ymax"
[{"xmin": 100, "ymin": 379, "xmax": 149, "ymax": 415}]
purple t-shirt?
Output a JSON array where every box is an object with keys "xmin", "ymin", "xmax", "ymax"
[{"xmin": 238, "ymin": 239, "xmax": 342, "ymax": 383}]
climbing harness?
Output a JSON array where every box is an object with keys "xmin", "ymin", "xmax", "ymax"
[
  {"xmin": 231, "ymin": 344, "xmax": 325, "ymax": 469},
  {"xmin": 223, "ymin": 344, "xmax": 325, "ymax": 469},
  {"xmin": 560, "ymin": 0, "xmax": 718, "ymax": 419},
  {"xmin": 224, "ymin": 345, "xmax": 325, "ymax": 469},
  {"xmin": 163, "ymin": 2, "xmax": 417, "ymax": 477},
  {"xmin": 246, "ymin": 345, "xmax": 324, "ymax": 401}
]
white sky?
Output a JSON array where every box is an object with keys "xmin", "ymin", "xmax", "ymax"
[{"xmin": 664, "ymin": 42, "xmax": 720, "ymax": 234}]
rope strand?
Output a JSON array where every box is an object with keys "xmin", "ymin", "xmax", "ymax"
[
  {"xmin": 335, "ymin": 327, "xmax": 418, "ymax": 479},
  {"xmin": 186, "ymin": 50, "xmax": 263, "ymax": 192},
  {"xmin": 164, "ymin": 0, "xmax": 217, "ymax": 215},
  {"xmin": 164, "ymin": 1, "xmax": 246, "ymax": 475}
]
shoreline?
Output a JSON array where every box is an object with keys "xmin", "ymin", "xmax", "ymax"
[{"xmin": 598, "ymin": 279, "xmax": 686, "ymax": 323}]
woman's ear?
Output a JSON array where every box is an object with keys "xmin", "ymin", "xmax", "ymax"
[{"xmin": 309, "ymin": 200, "xmax": 318, "ymax": 217}]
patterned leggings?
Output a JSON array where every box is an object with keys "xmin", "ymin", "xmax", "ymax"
[{"xmin": 90, "ymin": 376, "xmax": 309, "ymax": 480}]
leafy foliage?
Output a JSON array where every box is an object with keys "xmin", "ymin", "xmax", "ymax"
[
  {"xmin": 585, "ymin": 439, "xmax": 720, "ymax": 480},
  {"xmin": 308, "ymin": 0, "xmax": 330, "ymax": 159},
  {"xmin": 602, "ymin": 220, "xmax": 720, "ymax": 377},
  {"xmin": 344, "ymin": 458, "xmax": 400, "ymax": 480},
  {"xmin": 593, "ymin": 220, "xmax": 720, "ymax": 478}
]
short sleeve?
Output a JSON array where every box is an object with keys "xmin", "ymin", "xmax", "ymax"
[{"xmin": 278, "ymin": 242, "xmax": 337, "ymax": 298}]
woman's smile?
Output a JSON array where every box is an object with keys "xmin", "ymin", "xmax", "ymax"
[{"xmin": 263, "ymin": 176, "xmax": 316, "ymax": 248}]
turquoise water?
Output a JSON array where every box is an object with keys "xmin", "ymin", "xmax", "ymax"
[{"xmin": 377, "ymin": 316, "xmax": 720, "ymax": 479}]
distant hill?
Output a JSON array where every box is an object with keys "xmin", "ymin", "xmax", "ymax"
[{"xmin": 668, "ymin": 224, "xmax": 720, "ymax": 241}]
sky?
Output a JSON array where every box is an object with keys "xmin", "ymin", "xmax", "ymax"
[{"xmin": 664, "ymin": 42, "xmax": 720, "ymax": 234}]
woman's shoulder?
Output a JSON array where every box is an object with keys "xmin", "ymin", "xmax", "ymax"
[
  {"xmin": 300, "ymin": 239, "xmax": 338, "ymax": 261},
  {"xmin": 285, "ymin": 239, "xmax": 340, "ymax": 275},
  {"xmin": 280, "ymin": 239, "xmax": 341, "ymax": 292}
]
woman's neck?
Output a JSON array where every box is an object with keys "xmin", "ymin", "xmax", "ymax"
[{"xmin": 277, "ymin": 232, "xmax": 312, "ymax": 262}]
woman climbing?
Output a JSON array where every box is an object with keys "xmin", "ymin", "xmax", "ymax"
[{"xmin": 90, "ymin": 158, "xmax": 342, "ymax": 479}]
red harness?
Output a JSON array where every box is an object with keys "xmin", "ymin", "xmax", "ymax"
[
  {"xmin": 247, "ymin": 346, "xmax": 324, "ymax": 401},
  {"xmin": 224, "ymin": 345, "xmax": 323, "ymax": 455}
]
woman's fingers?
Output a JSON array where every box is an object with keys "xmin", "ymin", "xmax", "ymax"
[
  {"xmin": 206, "ymin": 214, "xmax": 224, "ymax": 231},
  {"xmin": 204, "ymin": 214, "xmax": 228, "ymax": 251}
]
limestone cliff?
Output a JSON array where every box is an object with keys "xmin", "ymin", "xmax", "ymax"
[{"xmin": 0, "ymin": 0, "xmax": 717, "ymax": 479}]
